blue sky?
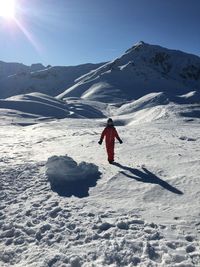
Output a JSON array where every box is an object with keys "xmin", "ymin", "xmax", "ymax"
[{"xmin": 0, "ymin": 0, "xmax": 200, "ymax": 66}]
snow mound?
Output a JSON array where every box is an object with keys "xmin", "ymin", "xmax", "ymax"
[
  {"xmin": 45, "ymin": 155, "xmax": 101, "ymax": 197},
  {"xmin": 127, "ymin": 105, "xmax": 169, "ymax": 125},
  {"xmin": 81, "ymin": 82, "xmax": 124, "ymax": 103},
  {"xmin": 65, "ymin": 98, "xmax": 106, "ymax": 118},
  {"xmin": 0, "ymin": 92, "xmax": 74, "ymax": 119},
  {"xmin": 46, "ymin": 155, "xmax": 99, "ymax": 182},
  {"xmin": 0, "ymin": 92, "xmax": 106, "ymax": 123},
  {"xmin": 174, "ymin": 90, "xmax": 200, "ymax": 104},
  {"xmin": 116, "ymin": 92, "xmax": 169, "ymax": 115}
]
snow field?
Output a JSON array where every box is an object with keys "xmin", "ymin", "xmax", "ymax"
[
  {"xmin": 0, "ymin": 160, "xmax": 199, "ymax": 266},
  {"xmin": 0, "ymin": 40, "xmax": 200, "ymax": 267},
  {"xmin": 0, "ymin": 113, "xmax": 200, "ymax": 266}
]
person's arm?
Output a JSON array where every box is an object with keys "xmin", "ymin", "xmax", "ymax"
[
  {"xmin": 114, "ymin": 128, "xmax": 123, "ymax": 143},
  {"xmin": 98, "ymin": 128, "xmax": 106, "ymax": 144}
]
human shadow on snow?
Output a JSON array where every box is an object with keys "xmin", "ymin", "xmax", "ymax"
[{"xmin": 112, "ymin": 162, "xmax": 183, "ymax": 195}]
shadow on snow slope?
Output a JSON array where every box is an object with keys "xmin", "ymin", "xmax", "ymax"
[
  {"xmin": 50, "ymin": 172, "xmax": 101, "ymax": 198},
  {"xmin": 46, "ymin": 155, "xmax": 102, "ymax": 198},
  {"xmin": 113, "ymin": 162, "xmax": 183, "ymax": 195}
]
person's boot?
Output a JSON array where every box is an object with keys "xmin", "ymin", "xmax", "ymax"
[{"xmin": 108, "ymin": 160, "xmax": 114, "ymax": 164}]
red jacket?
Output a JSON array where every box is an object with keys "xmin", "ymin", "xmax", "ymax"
[{"xmin": 100, "ymin": 126, "xmax": 121, "ymax": 144}]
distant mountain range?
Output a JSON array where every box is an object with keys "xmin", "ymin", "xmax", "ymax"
[
  {"xmin": 1, "ymin": 42, "xmax": 200, "ymax": 102},
  {"xmin": 0, "ymin": 42, "xmax": 200, "ymax": 123},
  {"xmin": 0, "ymin": 61, "xmax": 46, "ymax": 79},
  {"xmin": 0, "ymin": 61, "xmax": 104, "ymax": 99}
]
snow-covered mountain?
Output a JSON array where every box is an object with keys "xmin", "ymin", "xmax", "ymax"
[
  {"xmin": 0, "ymin": 42, "xmax": 200, "ymax": 267},
  {"xmin": 0, "ymin": 42, "xmax": 200, "ymax": 124},
  {"xmin": 0, "ymin": 61, "xmax": 46, "ymax": 79},
  {"xmin": 0, "ymin": 62, "xmax": 104, "ymax": 99},
  {"xmin": 58, "ymin": 41, "xmax": 200, "ymax": 102},
  {"xmin": 1, "ymin": 42, "xmax": 200, "ymax": 104}
]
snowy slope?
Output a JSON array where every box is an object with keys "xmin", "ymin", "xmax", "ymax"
[
  {"xmin": 58, "ymin": 41, "xmax": 200, "ymax": 102},
  {"xmin": 0, "ymin": 92, "xmax": 106, "ymax": 125},
  {"xmin": 0, "ymin": 62, "xmax": 104, "ymax": 99},
  {"xmin": 0, "ymin": 89, "xmax": 199, "ymax": 126},
  {"xmin": 0, "ymin": 111, "xmax": 200, "ymax": 266},
  {"xmin": 113, "ymin": 90, "xmax": 200, "ymax": 117},
  {"xmin": 115, "ymin": 92, "xmax": 169, "ymax": 115}
]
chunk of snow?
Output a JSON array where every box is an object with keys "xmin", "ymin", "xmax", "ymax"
[
  {"xmin": 45, "ymin": 155, "xmax": 101, "ymax": 197},
  {"xmin": 46, "ymin": 155, "xmax": 99, "ymax": 184}
]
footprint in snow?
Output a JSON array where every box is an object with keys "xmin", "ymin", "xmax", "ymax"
[{"xmin": 179, "ymin": 136, "xmax": 197, "ymax": 141}]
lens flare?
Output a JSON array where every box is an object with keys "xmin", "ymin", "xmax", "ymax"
[
  {"xmin": 0, "ymin": 0, "xmax": 16, "ymax": 19},
  {"xmin": 1, "ymin": 0, "xmax": 43, "ymax": 53},
  {"xmin": 14, "ymin": 18, "xmax": 42, "ymax": 53}
]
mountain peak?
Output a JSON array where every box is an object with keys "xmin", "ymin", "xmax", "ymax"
[
  {"xmin": 136, "ymin": 40, "xmax": 146, "ymax": 46},
  {"xmin": 125, "ymin": 41, "xmax": 148, "ymax": 54}
]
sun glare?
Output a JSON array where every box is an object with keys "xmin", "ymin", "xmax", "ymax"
[{"xmin": 0, "ymin": 0, "xmax": 16, "ymax": 19}]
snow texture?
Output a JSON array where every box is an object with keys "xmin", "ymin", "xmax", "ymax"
[{"xmin": 0, "ymin": 116, "xmax": 200, "ymax": 266}]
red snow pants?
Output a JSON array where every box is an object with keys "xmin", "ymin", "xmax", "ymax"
[
  {"xmin": 106, "ymin": 141, "xmax": 115, "ymax": 161},
  {"xmin": 100, "ymin": 126, "xmax": 120, "ymax": 162}
]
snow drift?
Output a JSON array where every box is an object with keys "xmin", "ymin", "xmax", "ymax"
[
  {"xmin": 173, "ymin": 90, "xmax": 200, "ymax": 104},
  {"xmin": 0, "ymin": 92, "xmax": 74, "ymax": 119},
  {"xmin": 0, "ymin": 92, "xmax": 105, "ymax": 122},
  {"xmin": 116, "ymin": 92, "xmax": 169, "ymax": 115},
  {"xmin": 45, "ymin": 155, "xmax": 101, "ymax": 197}
]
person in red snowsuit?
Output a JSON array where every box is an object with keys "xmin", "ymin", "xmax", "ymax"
[{"xmin": 98, "ymin": 118, "xmax": 123, "ymax": 163}]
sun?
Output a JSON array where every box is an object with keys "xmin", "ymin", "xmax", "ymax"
[{"xmin": 0, "ymin": 0, "xmax": 16, "ymax": 19}]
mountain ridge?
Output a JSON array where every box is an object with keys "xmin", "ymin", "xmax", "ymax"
[
  {"xmin": 0, "ymin": 61, "xmax": 105, "ymax": 99},
  {"xmin": 57, "ymin": 41, "xmax": 200, "ymax": 102}
]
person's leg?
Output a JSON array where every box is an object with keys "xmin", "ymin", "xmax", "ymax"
[
  {"xmin": 109, "ymin": 143, "xmax": 114, "ymax": 162},
  {"xmin": 106, "ymin": 144, "xmax": 110, "ymax": 161},
  {"xmin": 106, "ymin": 142, "xmax": 114, "ymax": 162}
]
